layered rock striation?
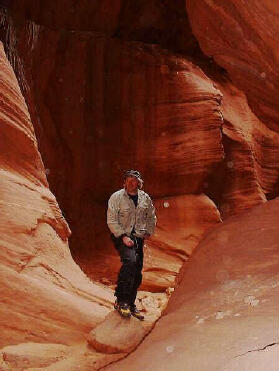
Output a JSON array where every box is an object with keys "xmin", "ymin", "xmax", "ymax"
[
  {"xmin": 0, "ymin": 42, "xmax": 113, "ymax": 348},
  {"xmin": 4, "ymin": 20, "xmax": 225, "ymax": 290},
  {"xmin": 206, "ymin": 77, "xmax": 279, "ymax": 217},
  {"xmin": 0, "ymin": 2, "xmax": 278, "ymax": 369},
  {"xmin": 105, "ymin": 199, "xmax": 279, "ymax": 371},
  {"xmin": 0, "ymin": 0, "xmax": 277, "ymax": 291},
  {"xmin": 186, "ymin": 0, "xmax": 279, "ymax": 132}
]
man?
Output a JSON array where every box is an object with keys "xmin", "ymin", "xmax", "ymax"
[{"xmin": 107, "ymin": 170, "xmax": 156, "ymax": 320}]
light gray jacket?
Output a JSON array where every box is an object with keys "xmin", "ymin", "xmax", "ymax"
[{"xmin": 107, "ymin": 188, "xmax": 156, "ymax": 238}]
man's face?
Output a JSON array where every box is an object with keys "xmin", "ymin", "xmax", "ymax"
[{"xmin": 125, "ymin": 176, "xmax": 139, "ymax": 193}]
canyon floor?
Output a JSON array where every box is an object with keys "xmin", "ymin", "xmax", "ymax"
[{"xmin": 1, "ymin": 199, "xmax": 278, "ymax": 371}]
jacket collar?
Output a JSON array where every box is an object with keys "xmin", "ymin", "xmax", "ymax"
[{"xmin": 123, "ymin": 188, "xmax": 143, "ymax": 202}]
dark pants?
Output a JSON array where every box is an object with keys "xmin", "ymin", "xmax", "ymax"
[{"xmin": 111, "ymin": 234, "xmax": 144, "ymax": 306}]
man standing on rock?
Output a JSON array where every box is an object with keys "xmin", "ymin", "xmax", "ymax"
[{"xmin": 107, "ymin": 170, "xmax": 156, "ymax": 320}]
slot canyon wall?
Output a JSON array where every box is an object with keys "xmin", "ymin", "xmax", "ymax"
[
  {"xmin": 1, "ymin": 0, "xmax": 277, "ymax": 292},
  {"xmin": 0, "ymin": 2, "xmax": 278, "ymax": 367},
  {"xmin": 0, "ymin": 40, "xmax": 114, "ymax": 349}
]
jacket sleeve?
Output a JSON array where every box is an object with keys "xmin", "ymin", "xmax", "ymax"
[
  {"xmin": 146, "ymin": 196, "xmax": 157, "ymax": 236},
  {"xmin": 107, "ymin": 193, "xmax": 125, "ymax": 238}
]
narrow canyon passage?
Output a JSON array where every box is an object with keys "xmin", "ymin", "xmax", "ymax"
[
  {"xmin": 0, "ymin": 1, "xmax": 278, "ymax": 370},
  {"xmin": 1, "ymin": 0, "xmax": 278, "ymax": 294}
]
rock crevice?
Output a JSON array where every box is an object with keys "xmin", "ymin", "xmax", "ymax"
[{"xmin": 234, "ymin": 342, "xmax": 279, "ymax": 358}]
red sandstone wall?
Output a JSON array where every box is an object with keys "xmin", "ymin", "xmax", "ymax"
[
  {"xmin": 1, "ymin": 1, "xmax": 278, "ymax": 291},
  {"xmin": 0, "ymin": 42, "xmax": 113, "ymax": 347},
  {"xmin": 106, "ymin": 199, "xmax": 279, "ymax": 371},
  {"xmin": 0, "ymin": 2, "xmax": 278, "ymax": 367},
  {"xmin": 186, "ymin": 0, "xmax": 279, "ymax": 132}
]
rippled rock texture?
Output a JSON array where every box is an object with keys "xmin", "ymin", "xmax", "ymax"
[
  {"xmin": 186, "ymin": 0, "xmax": 279, "ymax": 132},
  {"xmin": 206, "ymin": 77, "xmax": 279, "ymax": 217},
  {"xmin": 6, "ymin": 22, "xmax": 225, "ymax": 290},
  {"xmin": 105, "ymin": 199, "xmax": 279, "ymax": 371},
  {"xmin": 0, "ymin": 1, "xmax": 278, "ymax": 369},
  {"xmin": 0, "ymin": 0, "xmax": 277, "ymax": 291},
  {"xmin": 0, "ymin": 42, "xmax": 113, "ymax": 348}
]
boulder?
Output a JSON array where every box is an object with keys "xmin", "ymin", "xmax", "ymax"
[{"xmin": 88, "ymin": 311, "xmax": 153, "ymax": 354}]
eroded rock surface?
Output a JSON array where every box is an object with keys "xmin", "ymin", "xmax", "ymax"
[
  {"xmin": 0, "ymin": 343, "xmax": 70, "ymax": 369},
  {"xmin": 1, "ymin": 1, "xmax": 277, "ymax": 291},
  {"xmin": 186, "ymin": 0, "xmax": 279, "ymax": 132},
  {"xmin": 87, "ymin": 311, "xmax": 153, "ymax": 354},
  {"xmin": 0, "ymin": 42, "xmax": 114, "ymax": 348},
  {"xmin": 6, "ymin": 21, "xmax": 226, "ymax": 288},
  {"xmin": 0, "ymin": 3, "xmax": 278, "ymax": 369},
  {"xmin": 105, "ymin": 199, "xmax": 279, "ymax": 371},
  {"xmin": 206, "ymin": 77, "xmax": 279, "ymax": 216},
  {"xmin": 143, "ymin": 194, "xmax": 221, "ymax": 291}
]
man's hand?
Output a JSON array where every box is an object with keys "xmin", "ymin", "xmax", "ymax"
[{"xmin": 122, "ymin": 236, "xmax": 134, "ymax": 247}]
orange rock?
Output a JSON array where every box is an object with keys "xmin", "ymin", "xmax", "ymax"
[
  {"xmin": 77, "ymin": 194, "xmax": 221, "ymax": 292},
  {"xmin": 0, "ymin": 4, "xmax": 278, "ymax": 369},
  {"xmin": 7, "ymin": 13, "xmax": 277, "ymax": 292},
  {"xmin": 0, "ymin": 42, "xmax": 114, "ymax": 347},
  {"xmin": 205, "ymin": 78, "xmax": 279, "ymax": 217},
  {"xmin": 87, "ymin": 311, "xmax": 153, "ymax": 354},
  {"xmin": 0, "ymin": 343, "xmax": 69, "ymax": 369},
  {"xmin": 2, "ymin": 2, "xmax": 278, "ymax": 331},
  {"xmin": 105, "ymin": 199, "xmax": 279, "ymax": 371},
  {"xmin": 142, "ymin": 194, "xmax": 221, "ymax": 291},
  {"xmin": 186, "ymin": 0, "xmax": 279, "ymax": 132},
  {"xmin": 8, "ymin": 22, "xmax": 225, "ymax": 288}
]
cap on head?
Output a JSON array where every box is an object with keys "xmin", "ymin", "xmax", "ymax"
[{"xmin": 123, "ymin": 169, "xmax": 143, "ymax": 188}]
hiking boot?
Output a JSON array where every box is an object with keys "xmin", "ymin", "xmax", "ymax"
[
  {"xmin": 114, "ymin": 301, "xmax": 131, "ymax": 318},
  {"xmin": 130, "ymin": 304, "xmax": 144, "ymax": 321}
]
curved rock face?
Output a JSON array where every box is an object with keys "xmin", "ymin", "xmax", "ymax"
[
  {"xmin": 1, "ymin": 1, "xmax": 277, "ymax": 291},
  {"xmin": 186, "ymin": 0, "xmax": 279, "ymax": 132},
  {"xmin": 6, "ymin": 22, "xmax": 225, "ymax": 290},
  {"xmin": 206, "ymin": 77, "xmax": 279, "ymax": 217},
  {"xmin": 0, "ymin": 2, "xmax": 278, "ymax": 369},
  {"xmin": 16, "ymin": 28, "xmax": 224, "ymax": 200},
  {"xmin": 0, "ymin": 42, "xmax": 113, "ymax": 347},
  {"xmin": 106, "ymin": 199, "xmax": 279, "ymax": 371},
  {"xmin": 143, "ymin": 195, "xmax": 221, "ymax": 291}
]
